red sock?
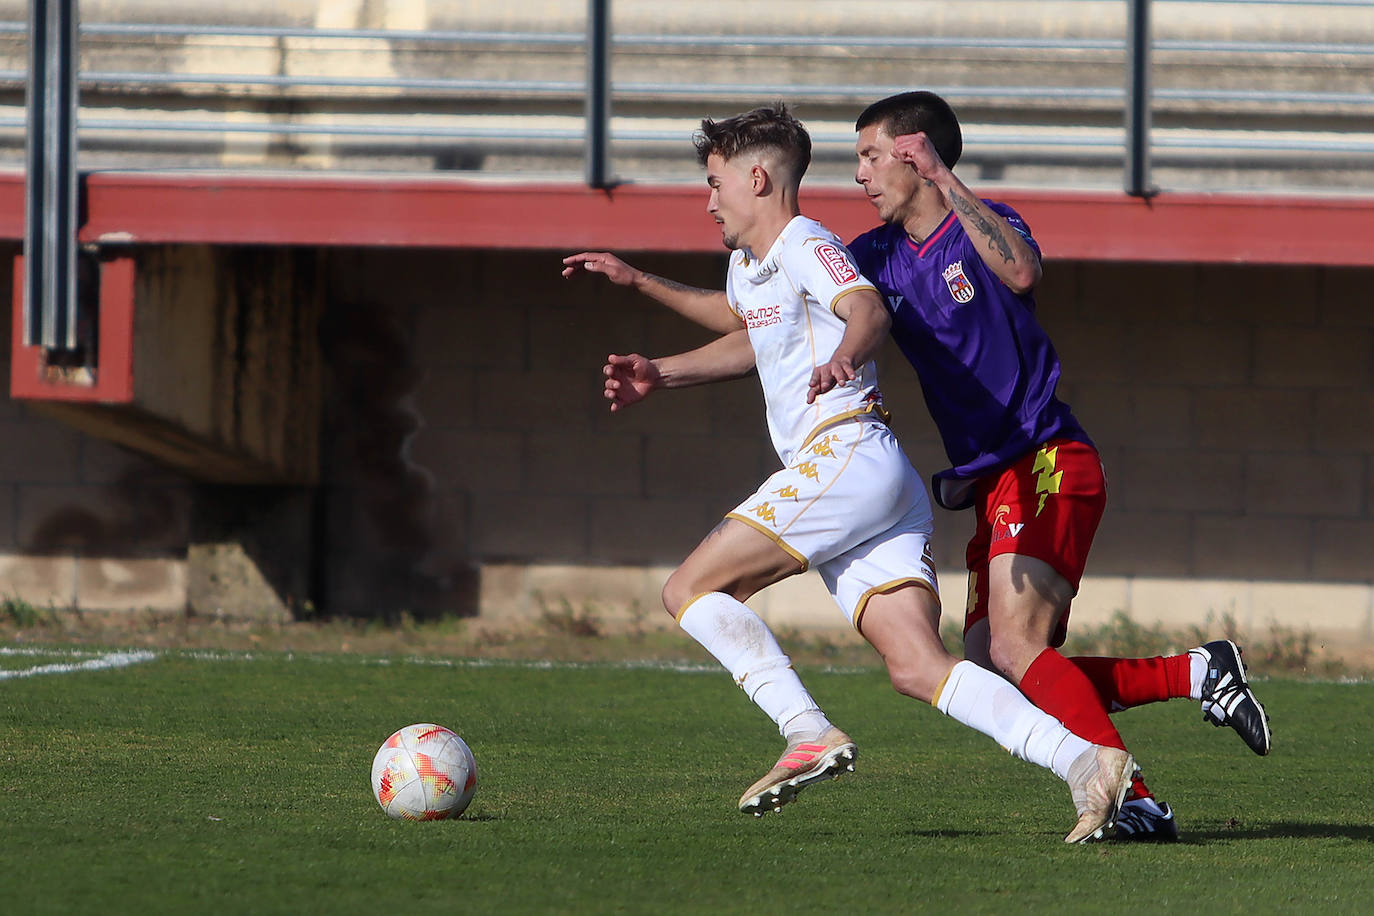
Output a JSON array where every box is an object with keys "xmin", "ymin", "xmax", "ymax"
[
  {"xmin": 1070, "ymin": 655, "xmax": 1192, "ymax": 711},
  {"xmin": 1020, "ymin": 648, "xmax": 1126, "ymax": 750},
  {"xmin": 1022, "ymin": 649, "xmax": 1159, "ymax": 800}
]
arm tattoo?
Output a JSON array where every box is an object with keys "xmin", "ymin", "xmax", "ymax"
[
  {"xmin": 646, "ymin": 272, "xmax": 710, "ymax": 297},
  {"xmin": 949, "ymin": 190, "xmax": 1017, "ymax": 265}
]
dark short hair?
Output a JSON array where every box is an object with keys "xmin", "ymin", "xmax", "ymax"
[
  {"xmin": 693, "ymin": 103, "xmax": 812, "ymax": 180},
  {"xmin": 855, "ymin": 91, "xmax": 963, "ymax": 169}
]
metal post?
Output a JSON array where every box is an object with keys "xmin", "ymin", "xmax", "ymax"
[
  {"xmin": 1124, "ymin": 0, "xmax": 1154, "ymax": 197},
  {"xmin": 585, "ymin": 0, "xmax": 612, "ymax": 189},
  {"xmin": 24, "ymin": 0, "xmax": 80, "ymax": 350}
]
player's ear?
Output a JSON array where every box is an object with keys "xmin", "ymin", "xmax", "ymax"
[{"xmin": 750, "ymin": 162, "xmax": 771, "ymax": 196}]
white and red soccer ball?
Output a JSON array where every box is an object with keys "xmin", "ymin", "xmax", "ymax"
[{"xmin": 370, "ymin": 723, "xmax": 477, "ymax": 820}]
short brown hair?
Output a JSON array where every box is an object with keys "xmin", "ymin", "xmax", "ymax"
[{"xmin": 693, "ymin": 103, "xmax": 812, "ymax": 181}]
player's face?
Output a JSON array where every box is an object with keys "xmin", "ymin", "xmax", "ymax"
[
  {"xmin": 855, "ymin": 124, "xmax": 920, "ymax": 226},
  {"xmin": 705, "ymin": 152, "xmax": 755, "ymax": 251}
]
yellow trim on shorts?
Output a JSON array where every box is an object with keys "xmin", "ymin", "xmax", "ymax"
[
  {"xmin": 674, "ymin": 592, "xmax": 715, "ymax": 625},
  {"xmin": 797, "ymin": 403, "xmax": 892, "ymax": 454},
  {"xmin": 828, "ymin": 283, "xmax": 879, "ymax": 315},
  {"xmin": 724, "ymin": 512, "xmax": 809, "ymax": 573},
  {"xmin": 850, "ymin": 577, "xmax": 940, "ymax": 633}
]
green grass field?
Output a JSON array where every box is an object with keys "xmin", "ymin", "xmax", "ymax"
[{"xmin": 1, "ymin": 645, "xmax": 1371, "ymax": 914}]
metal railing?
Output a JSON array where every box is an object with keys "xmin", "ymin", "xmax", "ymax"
[
  {"xmin": 6, "ymin": 2, "xmax": 1374, "ymax": 191},
  {"xmin": 16, "ymin": 0, "xmax": 1373, "ymax": 354}
]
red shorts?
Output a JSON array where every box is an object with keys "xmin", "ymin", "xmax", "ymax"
[{"xmin": 963, "ymin": 438, "xmax": 1106, "ymax": 648}]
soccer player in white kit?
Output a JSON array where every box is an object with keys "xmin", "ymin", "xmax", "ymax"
[{"xmin": 562, "ymin": 104, "xmax": 1133, "ymax": 843}]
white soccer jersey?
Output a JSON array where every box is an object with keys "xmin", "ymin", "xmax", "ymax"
[{"xmin": 726, "ymin": 215, "xmax": 885, "ymax": 466}]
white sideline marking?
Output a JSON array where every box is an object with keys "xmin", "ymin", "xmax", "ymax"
[
  {"xmin": 165, "ymin": 649, "xmax": 871, "ymax": 676},
  {"xmin": 0, "ymin": 647, "xmax": 156, "ymax": 681}
]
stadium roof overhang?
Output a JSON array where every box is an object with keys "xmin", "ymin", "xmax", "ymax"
[{"xmin": 1, "ymin": 171, "xmax": 1372, "ymax": 266}]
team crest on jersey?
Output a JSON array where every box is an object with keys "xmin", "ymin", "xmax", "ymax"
[
  {"xmin": 942, "ymin": 261, "xmax": 975, "ymax": 303},
  {"xmin": 815, "ymin": 243, "xmax": 859, "ymax": 285}
]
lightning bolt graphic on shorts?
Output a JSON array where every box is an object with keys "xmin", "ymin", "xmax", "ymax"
[{"xmin": 1031, "ymin": 446, "xmax": 1063, "ymax": 517}]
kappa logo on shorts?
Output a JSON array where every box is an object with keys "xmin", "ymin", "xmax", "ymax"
[
  {"xmin": 795, "ymin": 461, "xmax": 822, "ymax": 481},
  {"xmin": 942, "ymin": 261, "xmax": 976, "ymax": 303},
  {"xmin": 749, "ymin": 502, "xmax": 778, "ymax": 525},
  {"xmin": 815, "ymin": 243, "xmax": 860, "ymax": 285},
  {"xmin": 772, "ymin": 485, "xmax": 800, "ymax": 501},
  {"xmin": 807, "ymin": 434, "xmax": 841, "ymax": 458}
]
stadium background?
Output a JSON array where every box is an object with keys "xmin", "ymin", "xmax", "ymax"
[{"xmin": 0, "ymin": 0, "xmax": 1371, "ymax": 649}]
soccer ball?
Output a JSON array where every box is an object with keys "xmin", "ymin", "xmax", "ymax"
[{"xmin": 370, "ymin": 723, "xmax": 477, "ymax": 820}]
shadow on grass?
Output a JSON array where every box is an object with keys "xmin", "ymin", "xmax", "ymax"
[
  {"xmin": 1183, "ymin": 822, "xmax": 1374, "ymax": 842},
  {"xmin": 898, "ymin": 829, "xmax": 993, "ymax": 839}
]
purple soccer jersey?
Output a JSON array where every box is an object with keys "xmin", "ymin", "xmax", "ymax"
[{"xmin": 848, "ymin": 201, "xmax": 1091, "ymax": 510}]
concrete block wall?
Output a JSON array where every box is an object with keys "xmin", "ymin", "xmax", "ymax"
[
  {"xmin": 311, "ymin": 247, "xmax": 1374, "ymax": 643},
  {"xmin": 3, "ymin": 243, "xmax": 1371, "ymax": 646}
]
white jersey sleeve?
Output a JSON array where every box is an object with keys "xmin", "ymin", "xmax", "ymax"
[{"xmin": 779, "ymin": 232, "xmax": 878, "ymax": 315}]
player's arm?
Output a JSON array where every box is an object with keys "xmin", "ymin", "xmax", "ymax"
[
  {"xmin": 807, "ymin": 289, "xmax": 891, "ymax": 404},
  {"xmin": 603, "ymin": 329, "xmax": 755, "ymax": 413},
  {"xmin": 890, "ymin": 133, "xmax": 1042, "ymax": 294},
  {"xmin": 562, "ymin": 251, "xmax": 739, "ymax": 334}
]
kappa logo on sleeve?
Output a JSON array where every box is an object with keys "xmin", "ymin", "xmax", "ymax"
[{"xmin": 815, "ymin": 243, "xmax": 860, "ymax": 285}]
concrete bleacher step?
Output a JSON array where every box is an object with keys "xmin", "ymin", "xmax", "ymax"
[{"xmin": 0, "ymin": 0, "xmax": 1370, "ymax": 190}]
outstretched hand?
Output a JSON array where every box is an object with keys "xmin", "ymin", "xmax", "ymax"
[
  {"xmin": 807, "ymin": 355, "xmax": 857, "ymax": 404},
  {"xmin": 603, "ymin": 353, "xmax": 661, "ymax": 412},
  {"xmin": 562, "ymin": 251, "xmax": 640, "ymax": 285},
  {"xmin": 890, "ymin": 132, "xmax": 948, "ymax": 183}
]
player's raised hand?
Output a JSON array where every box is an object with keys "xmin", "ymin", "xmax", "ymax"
[
  {"xmin": 562, "ymin": 251, "xmax": 640, "ymax": 285},
  {"xmin": 603, "ymin": 353, "xmax": 661, "ymax": 412},
  {"xmin": 890, "ymin": 132, "xmax": 948, "ymax": 182},
  {"xmin": 807, "ymin": 355, "xmax": 857, "ymax": 404}
]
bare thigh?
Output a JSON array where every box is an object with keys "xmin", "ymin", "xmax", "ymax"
[
  {"xmin": 855, "ymin": 582, "xmax": 957, "ymax": 703},
  {"xmin": 985, "ymin": 552, "xmax": 1074, "ymax": 681},
  {"xmin": 660, "ymin": 518, "xmax": 804, "ymax": 618}
]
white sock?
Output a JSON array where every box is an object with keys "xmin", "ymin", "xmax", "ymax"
[
  {"xmin": 1188, "ymin": 648, "xmax": 1207, "ymax": 700},
  {"xmin": 933, "ymin": 660, "xmax": 1093, "ymax": 781},
  {"xmin": 678, "ymin": 592, "xmax": 829, "ymax": 741}
]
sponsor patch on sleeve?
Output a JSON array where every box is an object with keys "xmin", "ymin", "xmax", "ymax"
[{"xmin": 814, "ymin": 242, "xmax": 860, "ymax": 286}]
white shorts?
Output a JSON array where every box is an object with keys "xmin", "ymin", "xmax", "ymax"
[{"xmin": 726, "ymin": 418, "xmax": 938, "ymax": 630}]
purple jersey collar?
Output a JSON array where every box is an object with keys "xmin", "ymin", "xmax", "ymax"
[{"xmin": 907, "ymin": 209, "xmax": 959, "ymax": 258}]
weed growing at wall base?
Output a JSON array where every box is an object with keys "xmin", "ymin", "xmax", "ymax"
[
  {"xmin": 0, "ymin": 648, "xmax": 1371, "ymax": 914},
  {"xmin": 2, "ymin": 603, "xmax": 1364, "ymax": 678}
]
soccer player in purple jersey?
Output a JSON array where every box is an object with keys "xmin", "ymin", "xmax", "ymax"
[{"xmin": 846, "ymin": 90, "xmax": 1272, "ymax": 840}]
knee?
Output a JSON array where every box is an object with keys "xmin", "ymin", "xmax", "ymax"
[
  {"xmin": 661, "ymin": 569, "xmax": 705, "ymax": 620},
  {"xmin": 986, "ymin": 631, "xmax": 1043, "ymax": 684}
]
